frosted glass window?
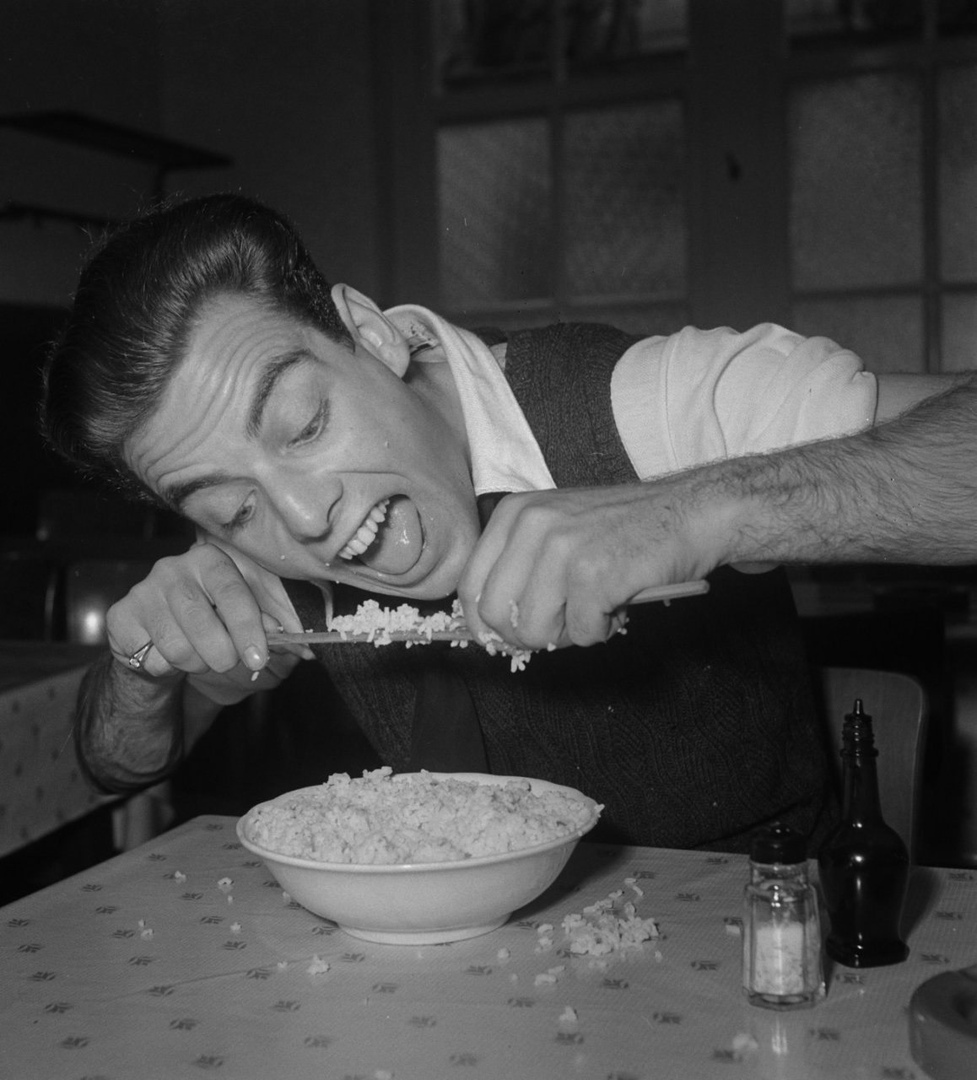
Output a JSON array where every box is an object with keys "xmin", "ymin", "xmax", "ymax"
[
  {"xmin": 787, "ymin": 0, "xmax": 852, "ymax": 37},
  {"xmin": 436, "ymin": 0, "xmax": 550, "ymax": 83},
  {"xmin": 564, "ymin": 101, "xmax": 686, "ymax": 300},
  {"xmin": 436, "ymin": 0, "xmax": 686, "ymax": 81},
  {"xmin": 789, "ymin": 74, "xmax": 922, "ymax": 290},
  {"xmin": 940, "ymin": 64, "xmax": 977, "ymax": 282},
  {"xmin": 787, "ymin": 0, "xmax": 921, "ymax": 39},
  {"xmin": 567, "ymin": 0, "xmax": 687, "ymax": 60},
  {"xmin": 632, "ymin": 0, "xmax": 687, "ymax": 52},
  {"xmin": 791, "ymin": 295, "xmax": 924, "ymax": 373},
  {"xmin": 438, "ymin": 118, "xmax": 550, "ymax": 309},
  {"xmin": 942, "ymin": 294, "xmax": 977, "ymax": 371}
]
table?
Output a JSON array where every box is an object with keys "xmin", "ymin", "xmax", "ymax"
[
  {"xmin": 0, "ymin": 643, "xmax": 106, "ymax": 857},
  {"xmin": 2, "ymin": 818, "xmax": 974, "ymax": 1079},
  {"xmin": 0, "ymin": 642, "xmax": 169, "ymax": 860}
]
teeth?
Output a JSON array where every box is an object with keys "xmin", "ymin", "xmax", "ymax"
[{"xmin": 338, "ymin": 499, "xmax": 389, "ymax": 560}]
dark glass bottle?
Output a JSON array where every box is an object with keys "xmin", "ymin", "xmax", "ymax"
[{"xmin": 818, "ymin": 698, "xmax": 910, "ymax": 967}]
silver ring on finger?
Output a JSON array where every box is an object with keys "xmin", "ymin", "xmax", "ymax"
[{"xmin": 127, "ymin": 640, "xmax": 154, "ymax": 670}]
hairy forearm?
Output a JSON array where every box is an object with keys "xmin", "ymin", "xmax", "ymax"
[
  {"xmin": 699, "ymin": 377, "xmax": 977, "ymax": 567},
  {"xmin": 74, "ymin": 653, "xmax": 194, "ymax": 793}
]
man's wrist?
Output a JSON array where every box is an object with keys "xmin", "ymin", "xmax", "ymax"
[{"xmin": 75, "ymin": 653, "xmax": 186, "ymax": 794}]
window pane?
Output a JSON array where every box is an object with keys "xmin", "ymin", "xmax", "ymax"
[
  {"xmin": 436, "ymin": 0, "xmax": 687, "ymax": 82},
  {"xmin": 789, "ymin": 73, "xmax": 922, "ymax": 290},
  {"xmin": 438, "ymin": 118, "xmax": 551, "ymax": 309},
  {"xmin": 566, "ymin": 0, "xmax": 687, "ymax": 63},
  {"xmin": 791, "ymin": 295, "xmax": 925, "ymax": 373},
  {"xmin": 564, "ymin": 100, "xmax": 686, "ymax": 300},
  {"xmin": 436, "ymin": 0, "xmax": 550, "ymax": 85},
  {"xmin": 942, "ymin": 293, "xmax": 977, "ymax": 371},
  {"xmin": 940, "ymin": 64, "xmax": 977, "ymax": 282},
  {"xmin": 787, "ymin": 0, "xmax": 922, "ymax": 40}
]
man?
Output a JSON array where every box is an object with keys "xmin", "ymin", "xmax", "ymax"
[{"xmin": 42, "ymin": 193, "xmax": 956, "ymax": 852}]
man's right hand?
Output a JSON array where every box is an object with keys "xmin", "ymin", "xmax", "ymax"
[
  {"xmin": 77, "ymin": 541, "xmax": 314, "ymax": 793},
  {"xmin": 105, "ymin": 540, "xmax": 312, "ymax": 705}
]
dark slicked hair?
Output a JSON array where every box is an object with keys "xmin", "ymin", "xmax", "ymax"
[{"xmin": 41, "ymin": 192, "xmax": 352, "ymax": 503}]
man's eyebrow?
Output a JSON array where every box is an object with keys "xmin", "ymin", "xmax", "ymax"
[
  {"xmin": 161, "ymin": 349, "xmax": 315, "ymax": 513},
  {"xmin": 163, "ymin": 472, "xmax": 231, "ymax": 514}
]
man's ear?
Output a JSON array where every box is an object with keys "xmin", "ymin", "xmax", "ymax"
[{"xmin": 330, "ymin": 283, "xmax": 410, "ymax": 376}]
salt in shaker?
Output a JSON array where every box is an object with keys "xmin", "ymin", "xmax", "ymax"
[{"xmin": 743, "ymin": 822, "xmax": 824, "ymax": 1009}]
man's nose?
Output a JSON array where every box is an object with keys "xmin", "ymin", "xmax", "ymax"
[{"xmin": 271, "ymin": 475, "xmax": 337, "ymax": 542}]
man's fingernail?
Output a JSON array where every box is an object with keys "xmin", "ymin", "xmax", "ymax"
[{"xmin": 244, "ymin": 645, "xmax": 264, "ymax": 670}]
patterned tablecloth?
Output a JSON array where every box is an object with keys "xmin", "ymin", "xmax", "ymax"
[
  {"xmin": 0, "ymin": 645, "xmax": 174, "ymax": 860},
  {"xmin": 0, "ymin": 655, "xmax": 109, "ymax": 857},
  {"xmin": 1, "ymin": 815, "xmax": 974, "ymax": 1080}
]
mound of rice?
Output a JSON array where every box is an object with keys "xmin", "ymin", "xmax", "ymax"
[
  {"xmin": 327, "ymin": 599, "xmax": 465, "ymax": 643},
  {"xmin": 327, "ymin": 599, "xmax": 536, "ymax": 673},
  {"xmin": 242, "ymin": 768, "xmax": 598, "ymax": 865}
]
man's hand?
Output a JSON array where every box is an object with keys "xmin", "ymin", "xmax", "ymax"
[
  {"xmin": 457, "ymin": 483, "xmax": 720, "ymax": 651},
  {"xmin": 106, "ymin": 539, "xmax": 311, "ymax": 704},
  {"xmin": 77, "ymin": 540, "xmax": 314, "ymax": 794}
]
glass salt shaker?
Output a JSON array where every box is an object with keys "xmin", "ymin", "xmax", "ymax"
[{"xmin": 743, "ymin": 822, "xmax": 824, "ymax": 1010}]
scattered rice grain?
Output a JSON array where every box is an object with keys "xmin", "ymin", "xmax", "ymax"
[
  {"xmin": 560, "ymin": 888, "xmax": 660, "ymax": 957},
  {"xmin": 307, "ymin": 954, "xmax": 330, "ymax": 975}
]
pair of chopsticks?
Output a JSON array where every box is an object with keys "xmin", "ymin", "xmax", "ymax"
[{"xmin": 266, "ymin": 578, "xmax": 709, "ymax": 647}]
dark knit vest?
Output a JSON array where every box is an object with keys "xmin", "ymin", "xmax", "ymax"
[{"xmin": 285, "ymin": 323, "xmax": 833, "ymax": 853}]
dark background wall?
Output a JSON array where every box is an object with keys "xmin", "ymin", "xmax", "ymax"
[{"xmin": 0, "ymin": 0, "xmax": 383, "ymax": 536}]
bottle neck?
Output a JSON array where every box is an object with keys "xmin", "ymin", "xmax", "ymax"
[{"xmin": 840, "ymin": 742, "xmax": 883, "ymax": 823}]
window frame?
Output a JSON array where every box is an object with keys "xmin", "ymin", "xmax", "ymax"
[{"xmin": 372, "ymin": 0, "xmax": 976, "ymax": 371}]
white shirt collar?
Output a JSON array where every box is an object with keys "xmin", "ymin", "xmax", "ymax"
[{"xmin": 384, "ymin": 304, "xmax": 555, "ymax": 496}]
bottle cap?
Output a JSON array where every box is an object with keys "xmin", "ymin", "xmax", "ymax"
[
  {"xmin": 750, "ymin": 821, "xmax": 806, "ymax": 865},
  {"xmin": 842, "ymin": 698, "xmax": 877, "ymax": 752}
]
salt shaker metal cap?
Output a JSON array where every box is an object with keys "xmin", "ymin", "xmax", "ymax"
[
  {"xmin": 743, "ymin": 822, "xmax": 825, "ymax": 1010},
  {"xmin": 750, "ymin": 822, "xmax": 807, "ymax": 869}
]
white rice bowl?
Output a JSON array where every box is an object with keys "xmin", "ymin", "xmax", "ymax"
[{"xmin": 237, "ymin": 770, "xmax": 602, "ymax": 944}]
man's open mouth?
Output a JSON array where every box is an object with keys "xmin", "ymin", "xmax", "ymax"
[{"xmin": 337, "ymin": 495, "xmax": 422, "ymax": 576}]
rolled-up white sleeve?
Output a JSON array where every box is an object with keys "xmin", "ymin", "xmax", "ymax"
[{"xmin": 610, "ymin": 323, "xmax": 878, "ymax": 480}]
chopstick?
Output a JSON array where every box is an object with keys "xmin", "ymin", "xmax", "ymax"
[
  {"xmin": 268, "ymin": 627, "xmax": 472, "ymax": 646},
  {"xmin": 266, "ymin": 579, "xmax": 709, "ymax": 647},
  {"xmin": 629, "ymin": 579, "xmax": 709, "ymax": 603}
]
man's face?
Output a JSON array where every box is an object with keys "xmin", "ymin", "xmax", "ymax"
[{"xmin": 124, "ymin": 293, "xmax": 480, "ymax": 599}]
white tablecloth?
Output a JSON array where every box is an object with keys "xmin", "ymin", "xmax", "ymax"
[
  {"xmin": 2, "ymin": 815, "xmax": 974, "ymax": 1079},
  {"xmin": 0, "ymin": 662, "xmax": 108, "ymax": 857}
]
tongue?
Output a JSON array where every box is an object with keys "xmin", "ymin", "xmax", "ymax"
[{"xmin": 357, "ymin": 496, "xmax": 422, "ymax": 576}]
